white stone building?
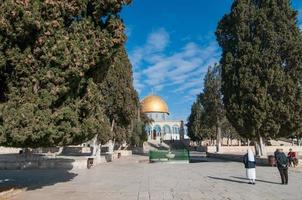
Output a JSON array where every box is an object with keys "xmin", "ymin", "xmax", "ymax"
[{"xmin": 141, "ymin": 95, "xmax": 185, "ymax": 141}]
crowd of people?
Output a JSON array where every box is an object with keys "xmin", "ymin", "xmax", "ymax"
[{"xmin": 243, "ymin": 148, "xmax": 299, "ymax": 185}]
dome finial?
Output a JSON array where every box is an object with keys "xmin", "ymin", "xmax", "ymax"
[{"xmin": 151, "ymin": 88, "xmax": 155, "ymax": 95}]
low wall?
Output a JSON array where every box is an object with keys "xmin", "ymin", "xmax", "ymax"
[
  {"xmin": 0, "ymin": 147, "xmax": 22, "ymax": 154},
  {"xmin": 62, "ymin": 147, "xmax": 92, "ymax": 156},
  {"xmin": 132, "ymin": 147, "xmax": 150, "ymax": 155},
  {"xmin": 0, "ymin": 154, "xmax": 106, "ymax": 170},
  {"xmin": 206, "ymin": 145, "xmax": 302, "ymax": 155},
  {"xmin": 0, "ymin": 147, "xmax": 133, "ymax": 170},
  {"xmin": 112, "ymin": 150, "xmax": 132, "ymax": 159},
  {"xmin": 114, "ymin": 150, "xmax": 132, "ymax": 156},
  {"xmin": 207, "ymin": 152, "xmax": 268, "ymax": 166},
  {"xmin": 207, "ymin": 152, "xmax": 302, "ymax": 167}
]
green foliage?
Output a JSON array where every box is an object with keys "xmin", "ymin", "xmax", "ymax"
[
  {"xmin": 203, "ymin": 64, "xmax": 225, "ymax": 128},
  {"xmin": 130, "ymin": 119, "xmax": 148, "ymax": 146},
  {"xmin": 100, "ymin": 47, "xmax": 140, "ymax": 142},
  {"xmin": 0, "ymin": 0, "xmax": 131, "ymax": 147},
  {"xmin": 216, "ymin": 0, "xmax": 302, "ymax": 139},
  {"xmin": 187, "ymin": 99, "xmax": 203, "ymax": 141},
  {"xmin": 187, "ymin": 64, "xmax": 239, "ymax": 142},
  {"xmin": 100, "ymin": 47, "xmax": 138, "ymax": 128},
  {"xmin": 221, "ymin": 117, "xmax": 241, "ymax": 140}
]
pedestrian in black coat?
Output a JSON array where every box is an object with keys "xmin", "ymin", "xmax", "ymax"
[{"xmin": 274, "ymin": 149, "xmax": 289, "ymax": 185}]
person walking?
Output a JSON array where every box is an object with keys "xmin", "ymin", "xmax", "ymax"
[
  {"xmin": 287, "ymin": 148, "xmax": 297, "ymax": 167},
  {"xmin": 243, "ymin": 148, "xmax": 256, "ymax": 184},
  {"xmin": 274, "ymin": 149, "xmax": 289, "ymax": 185}
]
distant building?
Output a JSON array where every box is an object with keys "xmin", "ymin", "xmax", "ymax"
[{"xmin": 141, "ymin": 95, "xmax": 184, "ymax": 141}]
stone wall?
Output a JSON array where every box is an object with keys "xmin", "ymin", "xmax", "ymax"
[
  {"xmin": 205, "ymin": 145, "xmax": 302, "ymax": 156},
  {"xmin": 0, "ymin": 145, "xmax": 134, "ymax": 170},
  {"xmin": 0, "ymin": 147, "xmax": 22, "ymax": 154},
  {"xmin": 207, "ymin": 152, "xmax": 271, "ymax": 166},
  {"xmin": 207, "ymin": 152, "xmax": 302, "ymax": 167}
]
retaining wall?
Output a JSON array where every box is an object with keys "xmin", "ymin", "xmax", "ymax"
[
  {"xmin": 205, "ymin": 145, "xmax": 302, "ymax": 155},
  {"xmin": 207, "ymin": 152, "xmax": 302, "ymax": 167}
]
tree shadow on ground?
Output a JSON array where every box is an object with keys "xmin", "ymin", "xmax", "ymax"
[
  {"xmin": 230, "ymin": 176, "xmax": 281, "ymax": 185},
  {"xmin": 0, "ymin": 169, "xmax": 77, "ymax": 192},
  {"xmin": 0, "ymin": 156, "xmax": 78, "ymax": 192},
  {"xmin": 189, "ymin": 154, "xmax": 233, "ymax": 163},
  {"xmin": 207, "ymin": 176, "xmax": 248, "ymax": 184}
]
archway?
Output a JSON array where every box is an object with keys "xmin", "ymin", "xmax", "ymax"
[{"xmin": 153, "ymin": 125, "xmax": 161, "ymax": 140}]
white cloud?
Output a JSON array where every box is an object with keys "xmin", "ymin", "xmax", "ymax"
[
  {"xmin": 146, "ymin": 28, "xmax": 170, "ymax": 51},
  {"xmin": 129, "ymin": 27, "xmax": 220, "ymax": 101},
  {"xmin": 125, "ymin": 26, "xmax": 133, "ymax": 38},
  {"xmin": 174, "ymin": 79, "xmax": 201, "ymax": 93},
  {"xmin": 129, "ymin": 48, "xmax": 144, "ymax": 68}
]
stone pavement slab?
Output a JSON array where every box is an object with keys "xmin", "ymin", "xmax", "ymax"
[{"xmin": 1, "ymin": 155, "xmax": 301, "ymax": 200}]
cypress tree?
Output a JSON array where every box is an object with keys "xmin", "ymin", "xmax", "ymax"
[
  {"xmin": 187, "ymin": 100, "xmax": 203, "ymax": 142},
  {"xmin": 216, "ymin": 0, "xmax": 302, "ymax": 155},
  {"xmin": 187, "ymin": 65, "xmax": 242, "ymax": 147},
  {"xmin": 202, "ymin": 64, "xmax": 225, "ymax": 152},
  {"xmin": 0, "ymin": 0, "xmax": 132, "ymax": 147},
  {"xmin": 100, "ymin": 47, "xmax": 139, "ymax": 143}
]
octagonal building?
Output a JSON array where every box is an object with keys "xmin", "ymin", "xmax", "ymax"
[{"xmin": 141, "ymin": 95, "xmax": 184, "ymax": 141}]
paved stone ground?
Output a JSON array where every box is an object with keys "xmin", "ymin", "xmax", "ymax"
[{"xmin": 1, "ymin": 153, "xmax": 302, "ymax": 200}]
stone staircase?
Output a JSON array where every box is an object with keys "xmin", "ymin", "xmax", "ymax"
[
  {"xmin": 143, "ymin": 140, "xmax": 189, "ymax": 152},
  {"xmin": 143, "ymin": 140, "xmax": 170, "ymax": 152},
  {"xmin": 163, "ymin": 140, "xmax": 187, "ymax": 150}
]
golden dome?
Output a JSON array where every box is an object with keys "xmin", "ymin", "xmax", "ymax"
[{"xmin": 141, "ymin": 95, "xmax": 169, "ymax": 114}]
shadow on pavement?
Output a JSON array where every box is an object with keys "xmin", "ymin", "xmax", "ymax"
[
  {"xmin": 0, "ymin": 169, "xmax": 77, "ymax": 192},
  {"xmin": 207, "ymin": 176, "xmax": 247, "ymax": 184},
  {"xmin": 230, "ymin": 176, "xmax": 281, "ymax": 185},
  {"xmin": 189, "ymin": 152, "xmax": 233, "ymax": 163}
]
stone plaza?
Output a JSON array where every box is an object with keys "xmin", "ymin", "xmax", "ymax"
[{"xmin": 1, "ymin": 154, "xmax": 301, "ymax": 200}]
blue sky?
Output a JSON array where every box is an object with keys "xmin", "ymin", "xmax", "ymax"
[{"xmin": 121, "ymin": 0, "xmax": 302, "ymax": 121}]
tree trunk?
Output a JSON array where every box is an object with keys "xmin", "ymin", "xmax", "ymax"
[
  {"xmin": 108, "ymin": 139, "xmax": 115, "ymax": 154},
  {"xmin": 22, "ymin": 148, "xmax": 33, "ymax": 159},
  {"xmin": 254, "ymin": 141, "xmax": 261, "ymax": 156},
  {"xmin": 216, "ymin": 125, "xmax": 222, "ymax": 153},
  {"xmin": 259, "ymin": 136, "xmax": 267, "ymax": 157},
  {"xmin": 111, "ymin": 119, "xmax": 115, "ymax": 132},
  {"xmin": 56, "ymin": 146, "xmax": 64, "ymax": 156},
  {"xmin": 254, "ymin": 136, "xmax": 266, "ymax": 157},
  {"xmin": 92, "ymin": 134, "xmax": 100, "ymax": 157}
]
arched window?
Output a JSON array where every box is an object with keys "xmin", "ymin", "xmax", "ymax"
[
  {"xmin": 145, "ymin": 125, "xmax": 152, "ymax": 135},
  {"xmin": 153, "ymin": 125, "xmax": 161, "ymax": 136},
  {"xmin": 172, "ymin": 125, "xmax": 179, "ymax": 134},
  {"xmin": 163, "ymin": 125, "xmax": 171, "ymax": 134}
]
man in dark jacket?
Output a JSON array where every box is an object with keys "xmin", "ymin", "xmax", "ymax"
[{"xmin": 274, "ymin": 149, "xmax": 289, "ymax": 185}]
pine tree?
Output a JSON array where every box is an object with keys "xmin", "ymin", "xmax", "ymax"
[
  {"xmin": 0, "ymin": 0, "xmax": 132, "ymax": 147},
  {"xmin": 216, "ymin": 0, "xmax": 302, "ymax": 156}
]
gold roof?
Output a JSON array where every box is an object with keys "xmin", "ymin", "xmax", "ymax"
[{"xmin": 141, "ymin": 95, "xmax": 169, "ymax": 114}]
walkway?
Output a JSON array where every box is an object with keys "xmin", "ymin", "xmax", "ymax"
[{"xmin": 1, "ymin": 154, "xmax": 302, "ymax": 200}]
